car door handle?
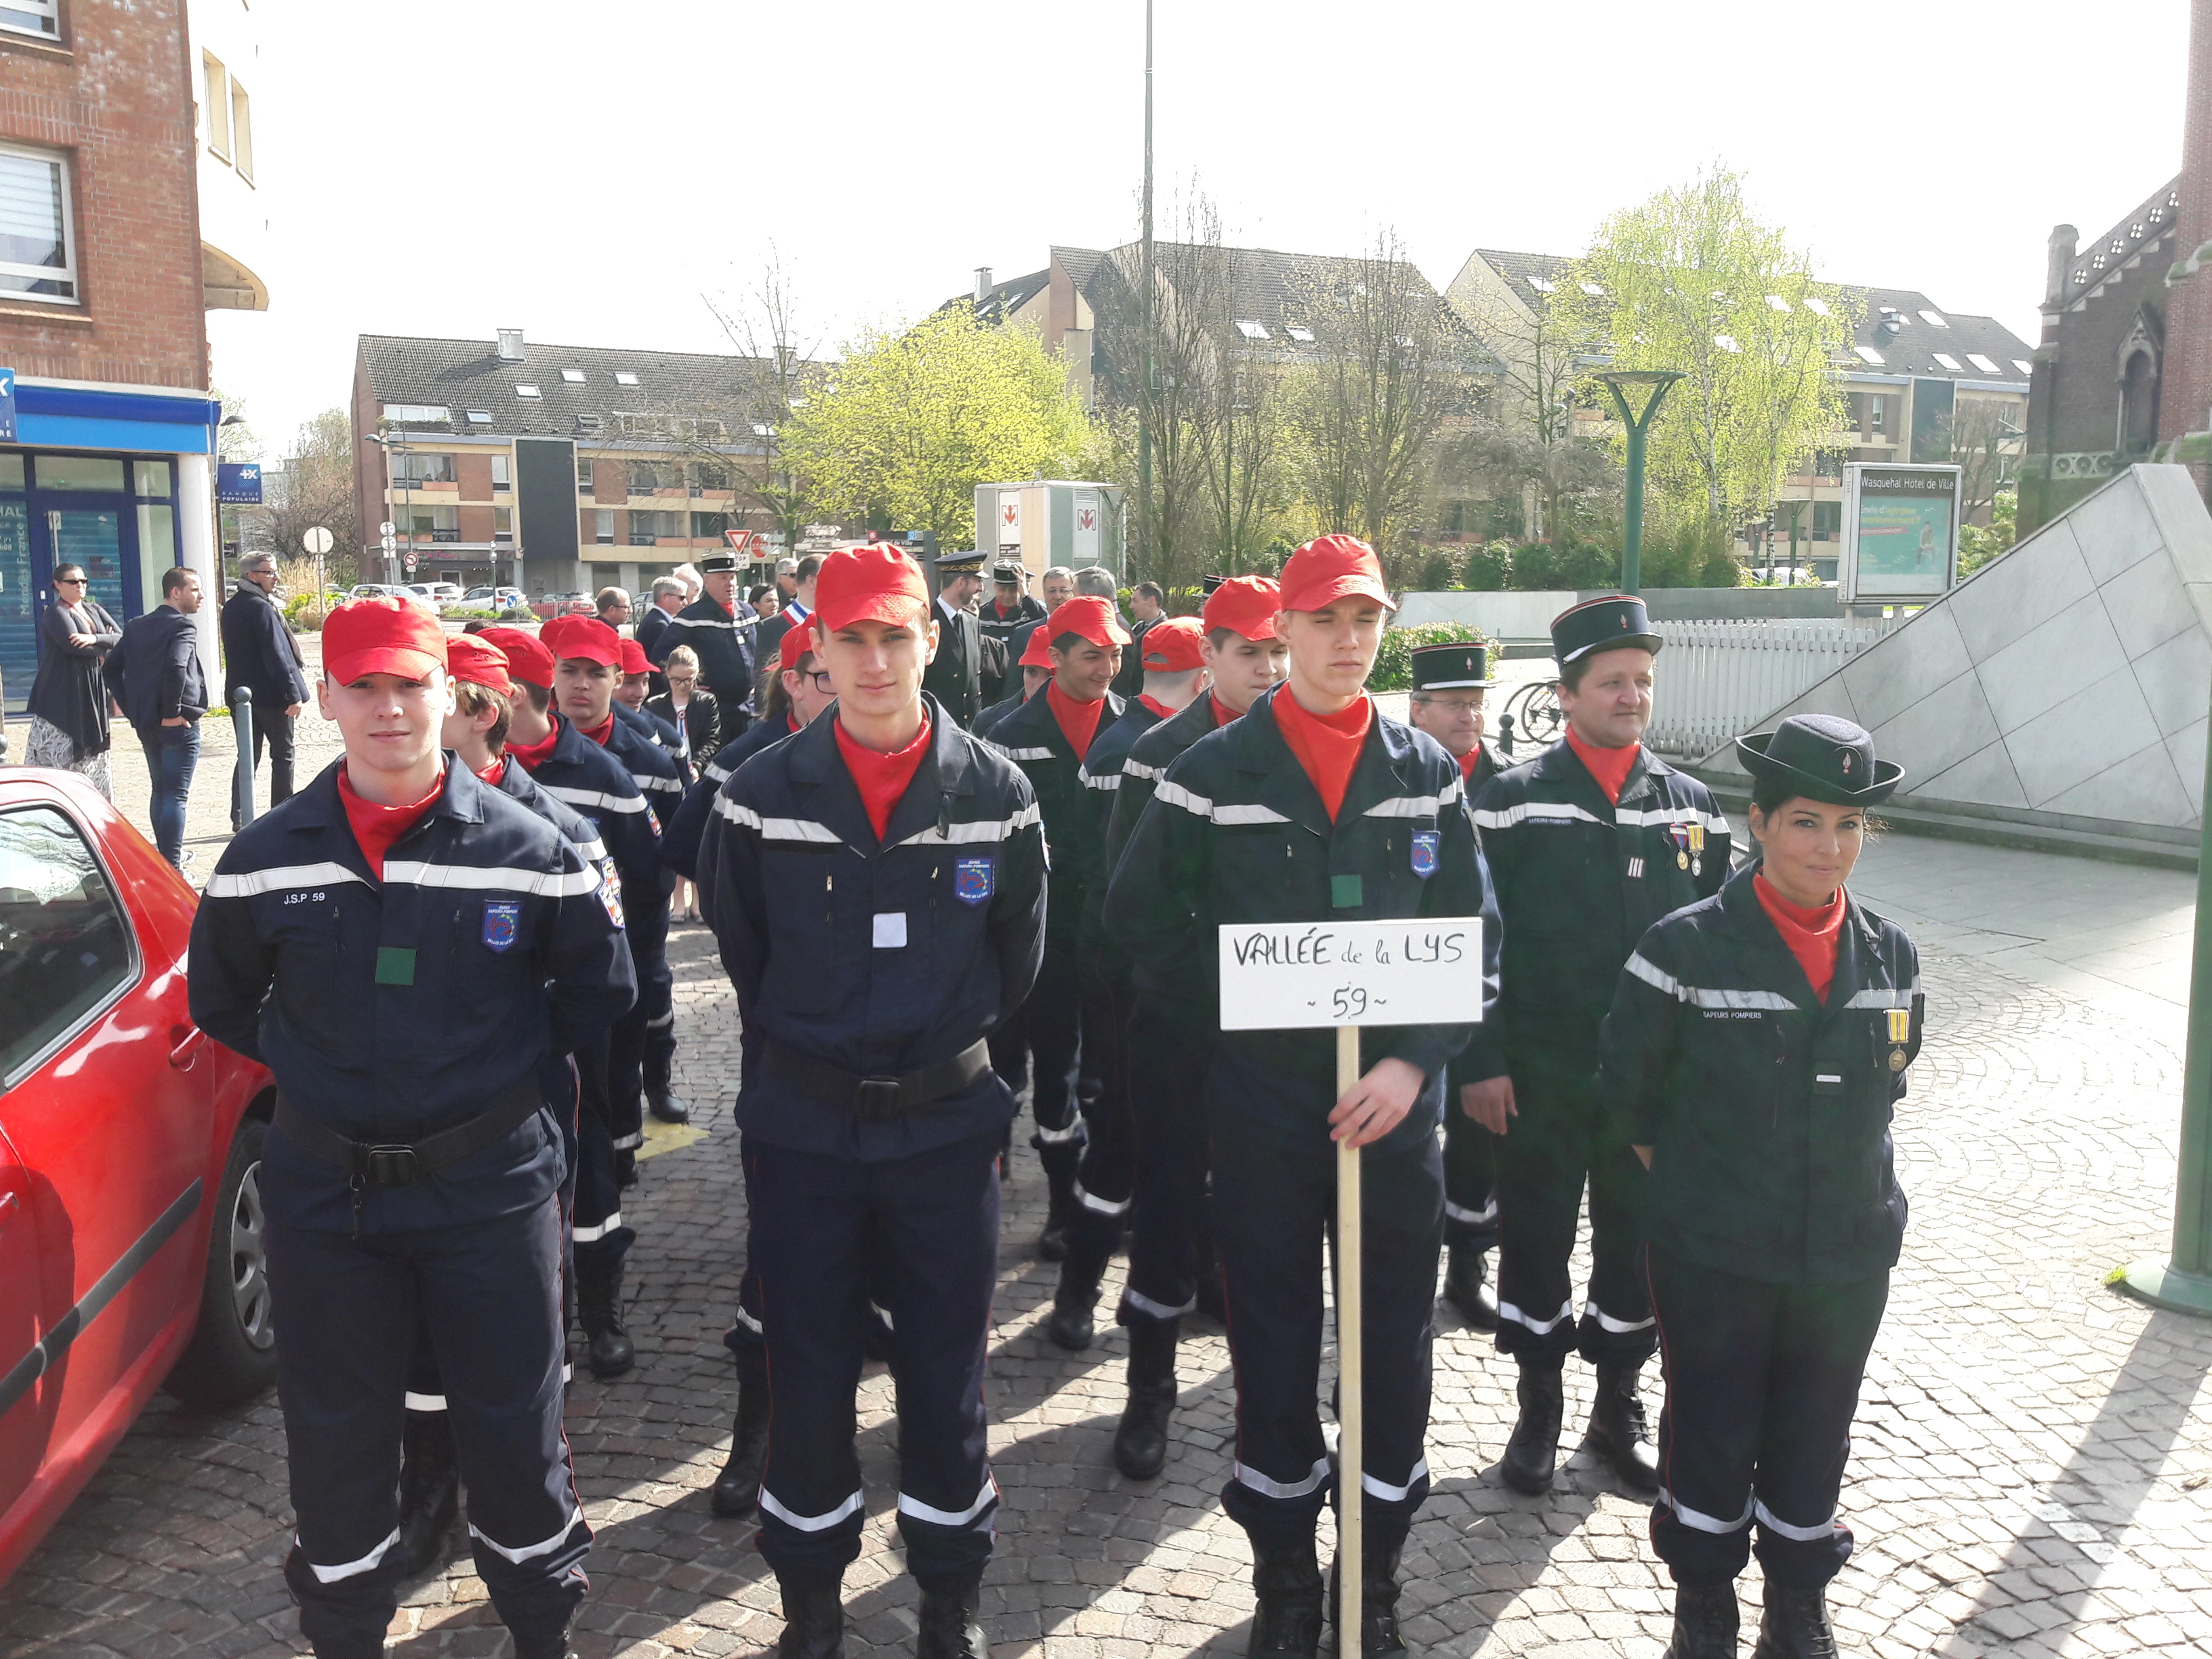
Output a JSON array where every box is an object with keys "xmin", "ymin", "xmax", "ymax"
[{"xmin": 168, "ymin": 1024, "xmax": 207, "ymax": 1069}]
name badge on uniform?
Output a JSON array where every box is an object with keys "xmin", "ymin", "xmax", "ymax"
[
  {"xmin": 956, "ymin": 857, "xmax": 994, "ymax": 905},
  {"xmin": 874, "ymin": 912, "xmax": 908, "ymax": 948},
  {"xmin": 1410, "ymin": 831, "xmax": 1439, "ymax": 880},
  {"xmin": 483, "ymin": 901, "xmax": 521, "ymax": 953}
]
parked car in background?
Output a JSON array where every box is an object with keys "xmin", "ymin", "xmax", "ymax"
[
  {"xmin": 461, "ymin": 586, "xmax": 525, "ymax": 611},
  {"xmin": 0, "ymin": 771, "xmax": 278, "ymax": 1585},
  {"xmin": 347, "ymin": 583, "xmax": 396, "ymax": 600},
  {"xmin": 409, "ymin": 582, "xmax": 466, "ymax": 611},
  {"xmin": 528, "ymin": 592, "xmax": 596, "ymax": 619}
]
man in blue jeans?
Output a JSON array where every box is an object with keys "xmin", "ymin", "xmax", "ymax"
[{"xmin": 104, "ymin": 566, "xmax": 208, "ymax": 869}]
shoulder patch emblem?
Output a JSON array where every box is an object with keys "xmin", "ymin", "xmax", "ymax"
[
  {"xmin": 956, "ymin": 857, "xmax": 995, "ymax": 905},
  {"xmin": 598, "ymin": 864, "xmax": 626, "ymax": 928},
  {"xmin": 1410, "ymin": 830, "xmax": 1439, "ymax": 879},
  {"xmin": 482, "ymin": 900, "xmax": 521, "ymax": 953}
]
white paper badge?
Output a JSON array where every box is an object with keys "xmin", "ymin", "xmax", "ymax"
[{"xmin": 873, "ymin": 912, "xmax": 909, "ymax": 949}]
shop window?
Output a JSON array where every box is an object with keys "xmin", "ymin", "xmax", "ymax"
[
  {"xmin": 33, "ymin": 455, "xmax": 125, "ymax": 492},
  {"xmin": 0, "ymin": 143, "xmax": 78, "ymax": 304},
  {"xmin": 134, "ymin": 459, "xmax": 173, "ymax": 498}
]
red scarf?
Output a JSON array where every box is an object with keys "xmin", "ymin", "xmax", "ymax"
[
  {"xmin": 1138, "ymin": 693, "xmax": 1177, "ymax": 720},
  {"xmin": 506, "ymin": 722, "xmax": 560, "ymax": 772},
  {"xmin": 1210, "ymin": 691, "xmax": 1240, "ymax": 727},
  {"xmin": 578, "ymin": 713, "xmax": 616, "ymax": 747},
  {"xmin": 834, "ymin": 715, "xmax": 933, "ymax": 841},
  {"xmin": 1566, "ymin": 726, "xmax": 1639, "ymax": 805},
  {"xmin": 337, "ymin": 764, "xmax": 445, "ymax": 880},
  {"xmin": 1754, "ymin": 872, "xmax": 1847, "ymax": 1004},
  {"xmin": 1046, "ymin": 679, "xmax": 1107, "ymax": 762},
  {"xmin": 1273, "ymin": 690, "xmax": 1372, "ymax": 822},
  {"xmin": 476, "ymin": 756, "xmax": 507, "ymax": 785},
  {"xmin": 1457, "ymin": 747, "xmax": 1483, "ymax": 783}
]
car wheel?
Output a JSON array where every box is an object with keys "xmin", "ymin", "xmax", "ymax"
[{"xmin": 165, "ymin": 1114, "xmax": 279, "ymax": 1406}]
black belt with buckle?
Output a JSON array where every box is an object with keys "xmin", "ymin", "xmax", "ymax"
[
  {"xmin": 274, "ymin": 1078, "xmax": 546, "ymax": 1233},
  {"xmin": 764, "ymin": 1038, "xmax": 994, "ymax": 1122}
]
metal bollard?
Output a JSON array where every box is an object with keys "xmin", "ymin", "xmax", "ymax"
[
  {"xmin": 1498, "ymin": 711, "xmax": 1515, "ymax": 758},
  {"xmin": 231, "ymin": 685, "xmax": 256, "ymax": 829}
]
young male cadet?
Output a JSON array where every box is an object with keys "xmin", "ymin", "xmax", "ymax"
[
  {"xmin": 188, "ymin": 599, "xmax": 633, "ymax": 1659},
  {"xmin": 1097, "ymin": 575, "xmax": 1286, "ymax": 1479},
  {"xmin": 666, "ymin": 621, "xmax": 830, "ymax": 884},
  {"xmin": 1404, "ymin": 642, "xmax": 1506, "ymax": 1331},
  {"xmin": 544, "ymin": 617, "xmax": 689, "ymax": 1134},
  {"xmin": 984, "ymin": 594, "xmax": 1129, "ymax": 1259},
  {"xmin": 921, "ymin": 548, "xmax": 989, "ymax": 726},
  {"xmin": 669, "ymin": 549, "xmax": 760, "ymax": 745},
  {"xmin": 1466, "ymin": 595, "xmax": 1732, "ymax": 1497},
  {"xmin": 1106, "ymin": 537, "xmax": 1502, "ymax": 1659},
  {"xmin": 481, "ymin": 623, "xmax": 659, "ymax": 1376},
  {"xmin": 699, "ymin": 546, "xmax": 1046, "ymax": 1659},
  {"xmin": 1041, "ymin": 612, "xmax": 1208, "ymax": 1351}
]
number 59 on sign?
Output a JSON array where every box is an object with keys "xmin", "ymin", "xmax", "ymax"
[{"xmin": 1216, "ymin": 918, "xmax": 1486, "ymax": 1032}]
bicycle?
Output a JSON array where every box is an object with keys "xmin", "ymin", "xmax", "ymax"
[{"xmin": 1497, "ymin": 677, "xmax": 1563, "ymax": 758}]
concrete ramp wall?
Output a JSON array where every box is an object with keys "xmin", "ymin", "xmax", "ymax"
[{"xmin": 1701, "ymin": 464, "xmax": 2211, "ymax": 835}]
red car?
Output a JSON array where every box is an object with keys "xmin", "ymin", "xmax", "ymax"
[{"xmin": 0, "ymin": 769, "xmax": 277, "ymax": 1586}]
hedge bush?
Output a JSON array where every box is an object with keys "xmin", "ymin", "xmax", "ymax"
[{"xmin": 1369, "ymin": 621, "xmax": 1496, "ymax": 692}]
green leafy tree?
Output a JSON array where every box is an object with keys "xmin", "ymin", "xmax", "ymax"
[
  {"xmin": 1560, "ymin": 168, "xmax": 1849, "ymax": 544},
  {"xmin": 783, "ymin": 306, "xmax": 1092, "ymax": 545}
]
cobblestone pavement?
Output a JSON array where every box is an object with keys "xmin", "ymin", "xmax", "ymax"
[{"xmin": 0, "ymin": 763, "xmax": 2206, "ymax": 1657}]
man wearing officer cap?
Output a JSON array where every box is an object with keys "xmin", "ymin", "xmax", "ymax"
[
  {"xmin": 668, "ymin": 549, "xmax": 760, "ymax": 746},
  {"xmin": 1404, "ymin": 641, "xmax": 1506, "ymax": 1328},
  {"xmin": 189, "ymin": 598, "xmax": 634, "ymax": 1659},
  {"xmin": 1465, "ymin": 594, "xmax": 1733, "ymax": 1498},
  {"xmin": 1109, "ymin": 536, "xmax": 1502, "ymax": 1658},
  {"xmin": 922, "ymin": 549, "xmax": 989, "ymax": 726},
  {"xmin": 978, "ymin": 558, "xmax": 1043, "ymax": 657},
  {"xmin": 698, "ymin": 544, "xmax": 1046, "ymax": 1659},
  {"xmin": 1096, "ymin": 575, "xmax": 1286, "ymax": 1479}
]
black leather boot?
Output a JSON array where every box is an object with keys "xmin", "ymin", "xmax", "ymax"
[
  {"xmin": 647, "ymin": 1088, "xmax": 690, "ymax": 1124},
  {"xmin": 1588, "ymin": 1360, "xmax": 1660, "ymax": 1493},
  {"xmin": 710, "ymin": 1363, "xmax": 771, "ymax": 1518},
  {"xmin": 1667, "ymin": 1581, "xmax": 1740, "ymax": 1659},
  {"xmin": 1500, "ymin": 1361, "xmax": 1563, "ymax": 1494},
  {"xmin": 775, "ymin": 1580, "xmax": 846, "ymax": 1659},
  {"xmin": 388, "ymin": 1409, "xmax": 459, "ymax": 1578},
  {"xmin": 1751, "ymin": 1582, "xmax": 1836, "ymax": 1659},
  {"xmin": 575, "ymin": 1258, "xmax": 635, "ymax": 1378},
  {"xmin": 310, "ymin": 1639, "xmax": 386, "ymax": 1659},
  {"xmin": 1440, "ymin": 1246, "xmax": 1498, "ymax": 1330},
  {"xmin": 1038, "ymin": 1160, "xmax": 1079, "ymax": 1262},
  {"xmin": 1247, "ymin": 1537, "xmax": 1325, "ymax": 1658},
  {"xmin": 1048, "ymin": 1244, "xmax": 1111, "ymax": 1351},
  {"xmin": 1112, "ymin": 1320, "xmax": 1178, "ymax": 1478},
  {"xmin": 916, "ymin": 1582, "xmax": 987, "ymax": 1659},
  {"xmin": 1327, "ymin": 1548, "xmax": 1409, "ymax": 1659},
  {"xmin": 512, "ymin": 1633, "xmax": 579, "ymax": 1659}
]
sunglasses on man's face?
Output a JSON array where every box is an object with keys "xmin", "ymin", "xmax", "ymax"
[{"xmin": 56, "ymin": 575, "xmax": 86, "ymax": 585}]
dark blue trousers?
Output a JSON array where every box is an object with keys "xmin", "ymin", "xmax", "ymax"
[
  {"xmin": 1647, "ymin": 1247, "xmax": 1889, "ymax": 1589},
  {"xmin": 570, "ymin": 1033, "xmax": 633, "ymax": 1269},
  {"xmin": 1443, "ymin": 1104, "xmax": 1500, "ymax": 1252},
  {"xmin": 1211, "ymin": 1108, "xmax": 1443, "ymax": 1558},
  {"xmin": 267, "ymin": 1197, "xmax": 586, "ymax": 1652},
  {"xmin": 1067, "ymin": 950, "xmax": 1136, "ymax": 1259},
  {"xmin": 1118, "ymin": 994, "xmax": 1213, "ymax": 1327},
  {"xmin": 605, "ymin": 893, "xmax": 671, "ymax": 1175},
  {"xmin": 1023, "ymin": 941, "xmax": 1086, "ymax": 1178},
  {"xmin": 748, "ymin": 1132, "xmax": 1002, "ymax": 1593}
]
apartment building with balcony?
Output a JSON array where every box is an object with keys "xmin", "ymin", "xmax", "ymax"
[{"xmin": 350, "ymin": 330, "xmax": 781, "ymax": 594}]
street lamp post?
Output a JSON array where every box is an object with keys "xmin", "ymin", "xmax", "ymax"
[{"xmin": 1595, "ymin": 369, "xmax": 1683, "ymax": 595}]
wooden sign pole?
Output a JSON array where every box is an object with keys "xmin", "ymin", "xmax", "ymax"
[{"xmin": 1336, "ymin": 1022, "xmax": 1364, "ymax": 1645}]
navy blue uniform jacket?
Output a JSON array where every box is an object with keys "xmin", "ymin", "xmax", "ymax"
[
  {"xmin": 519, "ymin": 714, "xmax": 665, "ymax": 905},
  {"xmin": 665, "ymin": 712, "xmax": 794, "ymax": 882},
  {"xmin": 1073, "ymin": 697, "xmax": 1162, "ymax": 966},
  {"xmin": 700, "ymin": 696, "xmax": 1047, "ymax": 1162},
  {"xmin": 666, "ymin": 594, "xmax": 759, "ymax": 730},
  {"xmin": 987, "ymin": 684, "xmax": 1124, "ymax": 950},
  {"xmin": 608, "ymin": 703, "xmax": 687, "ymax": 832},
  {"xmin": 1105, "ymin": 684, "xmax": 1504, "ymax": 1155},
  {"xmin": 188, "ymin": 760, "xmax": 636, "ymax": 1233},
  {"xmin": 1596, "ymin": 863, "xmax": 1922, "ymax": 1284}
]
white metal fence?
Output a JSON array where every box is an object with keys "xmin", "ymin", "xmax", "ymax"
[{"xmin": 1643, "ymin": 619, "xmax": 1900, "ymax": 758}]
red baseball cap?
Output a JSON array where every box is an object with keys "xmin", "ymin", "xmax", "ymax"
[
  {"xmin": 813, "ymin": 544, "xmax": 928, "ymax": 632},
  {"xmin": 478, "ymin": 626, "xmax": 554, "ymax": 687},
  {"xmin": 1202, "ymin": 575, "xmax": 1282, "ymax": 640},
  {"xmin": 1019, "ymin": 626, "xmax": 1056, "ymax": 668},
  {"xmin": 1277, "ymin": 534, "xmax": 1396, "ymax": 614},
  {"xmin": 1139, "ymin": 615, "xmax": 1204, "ymax": 672},
  {"xmin": 618, "ymin": 638, "xmax": 652, "ymax": 677},
  {"xmin": 1043, "ymin": 594, "xmax": 1132, "ymax": 651},
  {"xmin": 325, "ymin": 597, "xmax": 447, "ymax": 684},
  {"xmin": 540, "ymin": 614, "xmax": 623, "ymax": 668},
  {"xmin": 445, "ymin": 633, "xmax": 512, "ymax": 696},
  {"xmin": 779, "ymin": 621, "xmax": 816, "ymax": 675}
]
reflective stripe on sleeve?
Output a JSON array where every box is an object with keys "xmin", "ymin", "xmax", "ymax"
[
  {"xmin": 542, "ymin": 785, "xmax": 649, "ymax": 815},
  {"xmin": 1841, "ymin": 985, "xmax": 1918, "ymax": 1008},
  {"xmin": 1624, "ymin": 953, "xmax": 1798, "ymax": 1010},
  {"xmin": 1122, "ymin": 758, "xmax": 1164, "ymax": 781},
  {"xmin": 1362, "ymin": 779, "xmax": 1463, "ymax": 817},
  {"xmin": 711, "ymin": 797, "xmax": 844, "ymax": 843},
  {"xmin": 992, "ymin": 745, "xmax": 1056, "ymax": 761},
  {"xmin": 204, "ymin": 861, "xmax": 367, "ymax": 898},
  {"xmin": 1080, "ymin": 770, "xmax": 1123, "ymax": 791},
  {"xmin": 404, "ymin": 1391, "xmax": 447, "ymax": 1412},
  {"xmin": 632, "ymin": 774, "xmax": 684, "ymax": 794},
  {"xmin": 1470, "ymin": 800, "xmax": 1607, "ymax": 830},
  {"xmin": 892, "ymin": 803, "xmax": 1044, "ymax": 848},
  {"xmin": 1154, "ymin": 777, "xmax": 1291, "ymax": 823},
  {"xmin": 383, "ymin": 860, "xmax": 601, "ymax": 897}
]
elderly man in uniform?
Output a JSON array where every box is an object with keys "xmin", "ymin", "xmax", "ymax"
[
  {"xmin": 1467, "ymin": 596, "xmax": 1732, "ymax": 1498},
  {"xmin": 699, "ymin": 546, "xmax": 1046, "ymax": 1659},
  {"xmin": 978, "ymin": 560, "xmax": 1043, "ymax": 657},
  {"xmin": 1404, "ymin": 641, "xmax": 1506, "ymax": 1330},
  {"xmin": 999, "ymin": 565, "xmax": 1076, "ymax": 699},
  {"xmin": 1107, "ymin": 538, "xmax": 1501, "ymax": 1658},
  {"xmin": 922, "ymin": 550, "xmax": 989, "ymax": 727},
  {"xmin": 669, "ymin": 550, "xmax": 760, "ymax": 747},
  {"xmin": 190, "ymin": 600, "xmax": 634, "ymax": 1659}
]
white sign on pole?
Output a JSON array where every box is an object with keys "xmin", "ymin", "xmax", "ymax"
[
  {"xmin": 302, "ymin": 526, "xmax": 334, "ymax": 556},
  {"xmin": 1073, "ymin": 489, "xmax": 1099, "ymax": 565},
  {"xmin": 1217, "ymin": 919, "xmax": 1486, "ymax": 1031},
  {"xmin": 377, "ymin": 520, "xmax": 396, "ymax": 537},
  {"xmin": 997, "ymin": 489, "xmax": 1023, "ymax": 551}
]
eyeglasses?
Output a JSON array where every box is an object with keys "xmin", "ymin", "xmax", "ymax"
[
  {"xmin": 799, "ymin": 670, "xmax": 834, "ymax": 693},
  {"xmin": 55, "ymin": 575, "xmax": 86, "ymax": 586}
]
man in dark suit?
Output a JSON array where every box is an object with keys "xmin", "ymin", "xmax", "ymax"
[
  {"xmin": 922, "ymin": 550, "xmax": 989, "ymax": 726},
  {"xmin": 220, "ymin": 552, "xmax": 311, "ymax": 815},
  {"xmin": 1110, "ymin": 580, "xmax": 1166, "ymax": 698}
]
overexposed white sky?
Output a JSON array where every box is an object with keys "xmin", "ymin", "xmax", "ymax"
[{"xmin": 209, "ymin": 0, "xmax": 2194, "ymax": 453}]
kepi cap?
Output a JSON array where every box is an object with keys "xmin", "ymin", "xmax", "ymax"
[
  {"xmin": 1736, "ymin": 714, "xmax": 1902, "ymax": 806},
  {"xmin": 541, "ymin": 615, "xmax": 623, "ymax": 668},
  {"xmin": 699, "ymin": 552, "xmax": 739, "ymax": 575},
  {"xmin": 993, "ymin": 560, "xmax": 1026, "ymax": 583},
  {"xmin": 1277, "ymin": 534, "xmax": 1395, "ymax": 613},
  {"xmin": 813, "ymin": 544, "xmax": 930, "ymax": 631},
  {"xmin": 1042, "ymin": 594, "xmax": 1132, "ymax": 651},
  {"xmin": 478, "ymin": 626, "xmax": 554, "ymax": 687},
  {"xmin": 934, "ymin": 550, "xmax": 985, "ymax": 574},
  {"xmin": 1551, "ymin": 594, "xmax": 1662, "ymax": 665},
  {"xmin": 445, "ymin": 633, "xmax": 512, "ymax": 696},
  {"xmin": 1202, "ymin": 575, "xmax": 1282, "ymax": 641},
  {"xmin": 325, "ymin": 597, "xmax": 447, "ymax": 684},
  {"xmin": 1139, "ymin": 615, "xmax": 1204, "ymax": 672},
  {"xmin": 1200, "ymin": 573, "xmax": 1228, "ymax": 596},
  {"xmin": 1410, "ymin": 640, "xmax": 1495, "ymax": 691}
]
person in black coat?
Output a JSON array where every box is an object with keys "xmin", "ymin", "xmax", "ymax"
[
  {"xmin": 104, "ymin": 567, "xmax": 209, "ymax": 869},
  {"xmin": 921, "ymin": 550, "xmax": 989, "ymax": 725},
  {"xmin": 1597, "ymin": 715, "xmax": 1919, "ymax": 1659},
  {"xmin": 220, "ymin": 554, "xmax": 312, "ymax": 813},
  {"xmin": 24, "ymin": 562, "xmax": 121, "ymax": 796},
  {"xmin": 644, "ymin": 644, "xmax": 722, "ymax": 771},
  {"xmin": 666, "ymin": 551, "xmax": 759, "ymax": 746}
]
